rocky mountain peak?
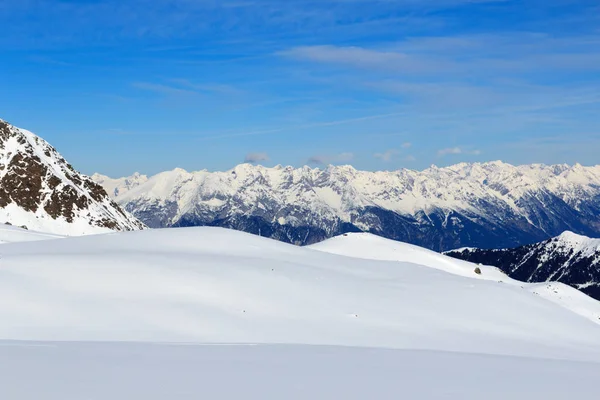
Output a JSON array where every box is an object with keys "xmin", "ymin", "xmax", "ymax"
[{"xmin": 0, "ymin": 119, "xmax": 144, "ymax": 235}]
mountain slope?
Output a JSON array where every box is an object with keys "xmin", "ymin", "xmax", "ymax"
[
  {"xmin": 0, "ymin": 224, "xmax": 63, "ymax": 244},
  {"xmin": 3, "ymin": 227, "xmax": 600, "ymax": 399},
  {"xmin": 445, "ymin": 231, "xmax": 600, "ymax": 301},
  {"xmin": 311, "ymin": 233, "xmax": 600, "ymax": 324},
  {"xmin": 0, "ymin": 120, "xmax": 144, "ymax": 235},
  {"xmin": 1, "ymin": 227, "xmax": 599, "ymax": 357},
  {"xmin": 95, "ymin": 162, "xmax": 600, "ymax": 250}
]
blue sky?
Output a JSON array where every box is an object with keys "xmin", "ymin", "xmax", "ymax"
[{"xmin": 0, "ymin": 0, "xmax": 599, "ymax": 177}]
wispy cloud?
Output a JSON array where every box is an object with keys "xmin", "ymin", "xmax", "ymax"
[
  {"xmin": 374, "ymin": 149, "xmax": 399, "ymax": 162},
  {"xmin": 132, "ymin": 82, "xmax": 196, "ymax": 96},
  {"xmin": 278, "ymin": 33, "xmax": 600, "ymax": 117},
  {"xmin": 438, "ymin": 147, "xmax": 462, "ymax": 156},
  {"xmin": 438, "ymin": 147, "xmax": 482, "ymax": 156},
  {"xmin": 281, "ymin": 34, "xmax": 600, "ymax": 77},
  {"xmin": 244, "ymin": 152, "xmax": 270, "ymax": 163},
  {"xmin": 167, "ymin": 79, "xmax": 244, "ymax": 96},
  {"xmin": 132, "ymin": 79, "xmax": 243, "ymax": 98},
  {"xmin": 2, "ymin": 0, "xmax": 501, "ymax": 49},
  {"xmin": 197, "ymin": 112, "xmax": 405, "ymax": 140},
  {"xmin": 279, "ymin": 45, "xmax": 455, "ymax": 74}
]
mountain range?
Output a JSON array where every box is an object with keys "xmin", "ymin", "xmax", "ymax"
[
  {"xmin": 446, "ymin": 231, "xmax": 600, "ymax": 301},
  {"xmin": 93, "ymin": 162, "xmax": 600, "ymax": 251},
  {"xmin": 0, "ymin": 119, "xmax": 143, "ymax": 235},
  {"xmin": 2, "ymin": 120, "xmax": 600, "ymax": 399}
]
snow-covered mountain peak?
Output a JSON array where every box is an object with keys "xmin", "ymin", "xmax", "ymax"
[
  {"xmin": 556, "ymin": 230, "xmax": 590, "ymax": 243},
  {"xmin": 94, "ymin": 161, "xmax": 600, "ymax": 249},
  {"xmin": 0, "ymin": 119, "xmax": 144, "ymax": 235},
  {"xmin": 554, "ymin": 231, "xmax": 600, "ymax": 254},
  {"xmin": 91, "ymin": 171, "xmax": 149, "ymax": 198}
]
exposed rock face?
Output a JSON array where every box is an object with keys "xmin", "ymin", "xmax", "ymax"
[
  {"xmin": 445, "ymin": 232, "xmax": 600, "ymax": 301},
  {"xmin": 0, "ymin": 119, "xmax": 144, "ymax": 235},
  {"xmin": 94, "ymin": 162, "xmax": 600, "ymax": 251}
]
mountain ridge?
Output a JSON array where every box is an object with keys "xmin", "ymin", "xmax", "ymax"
[
  {"xmin": 445, "ymin": 231, "xmax": 600, "ymax": 301},
  {"xmin": 93, "ymin": 161, "xmax": 600, "ymax": 251}
]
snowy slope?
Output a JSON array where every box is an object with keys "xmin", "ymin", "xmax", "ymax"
[
  {"xmin": 446, "ymin": 231, "xmax": 600, "ymax": 301},
  {"xmin": 3, "ymin": 227, "xmax": 600, "ymax": 399},
  {"xmin": 0, "ymin": 119, "xmax": 144, "ymax": 235},
  {"xmin": 1, "ymin": 227, "xmax": 600, "ymax": 361},
  {"xmin": 3, "ymin": 342, "xmax": 600, "ymax": 400},
  {"xmin": 310, "ymin": 233, "xmax": 600, "ymax": 324},
  {"xmin": 0, "ymin": 224, "xmax": 63, "ymax": 244},
  {"xmin": 95, "ymin": 162, "xmax": 600, "ymax": 250},
  {"xmin": 309, "ymin": 232, "xmax": 509, "ymax": 280}
]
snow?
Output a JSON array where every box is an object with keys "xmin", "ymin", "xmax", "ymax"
[
  {"xmin": 311, "ymin": 233, "xmax": 600, "ymax": 325},
  {"xmin": 555, "ymin": 230, "xmax": 600, "ymax": 256},
  {"xmin": 0, "ymin": 224, "xmax": 63, "ymax": 244},
  {"xmin": 3, "ymin": 342, "xmax": 600, "ymax": 400},
  {"xmin": 0, "ymin": 202, "xmax": 114, "ymax": 236},
  {"xmin": 0, "ymin": 227, "xmax": 599, "ymax": 357},
  {"xmin": 0, "ymin": 121, "xmax": 143, "ymax": 235},
  {"xmin": 91, "ymin": 172, "xmax": 148, "ymax": 198},
  {"xmin": 2, "ymin": 226, "xmax": 600, "ymax": 398},
  {"xmin": 527, "ymin": 282, "xmax": 600, "ymax": 323},
  {"xmin": 309, "ymin": 232, "xmax": 509, "ymax": 280}
]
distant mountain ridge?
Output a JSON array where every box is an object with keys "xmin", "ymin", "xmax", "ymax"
[
  {"xmin": 0, "ymin": 119, "xmax": 144, "ymax": 235},
  {"xmin": 93, "ymin": 162, "xmax": 600, "ymax": 251},
  {"xmin": 445, "ymin": 232, "xmax": 600, "ymax": 301}
]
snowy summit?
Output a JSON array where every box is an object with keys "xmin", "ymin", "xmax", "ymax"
[{"xmin": 0, "ymin": 119, "xmax": 144, "ymax": 235}]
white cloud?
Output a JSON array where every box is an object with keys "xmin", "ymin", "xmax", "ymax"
[
  {"xmin": 279, "ymin": 45, "xmax": 453, "ymax": 74},
  {"xmin": 402, "ymin": 142, "xmax": 412, "ymax": 149},
  {"xmin": 437, "ymin": 147, "xmax": 481, "ymax": 156},
  {"xmin": 244, "ymin": 152, "xmax": 270, "ymax": 163},
  {"xmin": 438, "ymin": 147, "xmax": 463, "ymax": 156},
  {"xmin": 374, "ymin": 149, "xmax": 399, "ymax": 162}
]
